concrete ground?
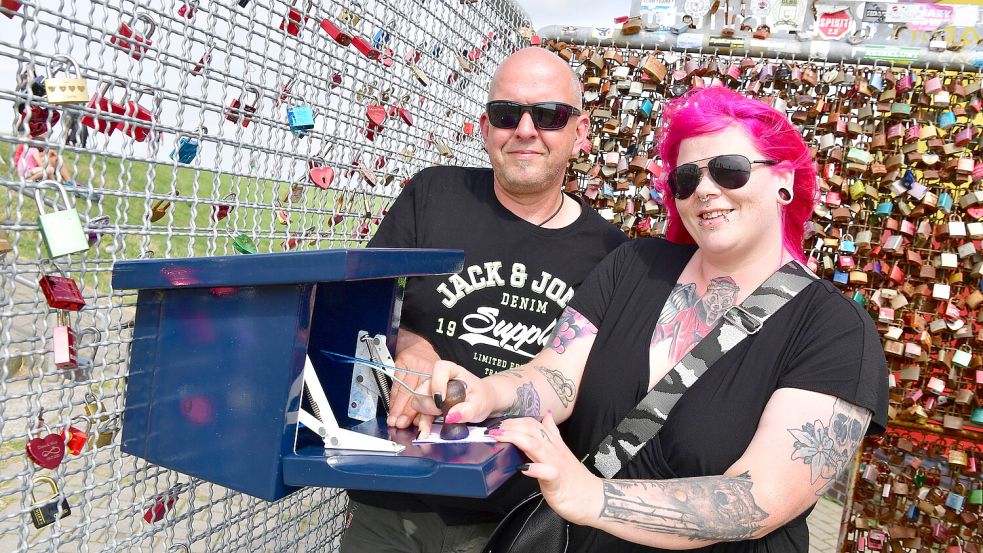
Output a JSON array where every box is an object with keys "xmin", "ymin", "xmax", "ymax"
[{"xmin": 808, "ymin": 496, "xmax": 846, "ymax": 552}]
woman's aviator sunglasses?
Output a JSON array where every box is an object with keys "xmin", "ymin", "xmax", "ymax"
[
  {"xmin": 485, "ymin": 100, "xmax": 581, "ymax": 130},
  {"xmin": 668, "ymin": 154, "xmax": 778, "ymax": 200}
]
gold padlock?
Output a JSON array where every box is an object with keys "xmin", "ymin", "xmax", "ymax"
[
  {"xmin": 44, "ymin": 55, "xmax": 89, "ymax": 104},
  {"xmin": 84, "ymin": 392, "xmax": 118, "ymax": 449}
]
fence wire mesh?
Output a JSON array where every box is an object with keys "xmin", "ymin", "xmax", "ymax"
[{"xmin": 0, "ymin": 0, "xmax": 530, "ymax": 551}]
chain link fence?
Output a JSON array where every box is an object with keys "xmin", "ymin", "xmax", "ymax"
[{"xmin": 0, "ymin": 1, "xmax": 530, "ymax": 551}]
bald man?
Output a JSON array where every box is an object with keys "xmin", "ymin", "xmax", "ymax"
[{"xmin": 342, "ymin": 47, "xmax": 627, "ymax": 553}]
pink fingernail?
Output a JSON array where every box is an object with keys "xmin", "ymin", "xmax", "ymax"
[
  {"xmin": 445, "ymin": 412, "xmax": 462, "ymax": 424},
  {"xmin": 488, "ymin": 428, "xmax": 505, "ymax": 437}
]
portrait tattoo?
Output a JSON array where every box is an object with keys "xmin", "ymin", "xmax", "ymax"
[
  {"xmin": 652, "ymin": 277, "xmax": 740, "ymax": 367},
  {"xmin": 549, "ymin": 307, "xmax": 598, "ymax": 354},
  {"xmin": 599, "ymin": 472, "xmax": 768, "ymax": 541},
  {"xmin": 502, "ymin": 383, "xmax": 541, "ymax": 418},
  {"xmin": 788, "ymin": 399, "xmax": 871, "ymax": 495},
  {"xmin": 534, "ymin": 366, "xmax": 576, "ymax": 407}
]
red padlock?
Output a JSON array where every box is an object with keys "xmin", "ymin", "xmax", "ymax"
[
  {"xmin": 53, "ymin": 313, "xmax": 77, "ymax": 369},
  {"xmin": 365, "ymin": 104, "xmax": 387, "ymax": 141},
  {"xmin": 119, "ymin": 89, "xmax": 154, "ymax": 142},
  {"xmin": 211, "ymin": 193, "xmax": 237, "ymax": 222},
  {"xmin": 225, "ymin": 85, "xmax": 261, "ymax": 126},
  {"xmin": 1, "ymin": 0, "xmax": 22, "ymax": 18},
  {"xmin": 319, "ymin": 18, "xmax": 352, "ymax": 46},
  {"xmin": 177, "ymin": 0, "xmax": 197, "ymax": 18},
  {"xmin": 279, "ymin": 1, "xmax": 309, "ymax": 36},
  {"xmin": 144, "ymin": 484, "xmax": 185, "ymax": 523},
  {"xmin": 351, "ymin": 36, "xmax": 380, "ymax": 60},
  {"xmin": 81, "ymin": 80, "xmax": 126, "ymax": 135},
  {"xmin": 39, "ymin": 262, "xmax": 85, "ymax": 311},
  {"xmin": 191, "ymin": 47, "xmax": 212, "ymax": 75},
  {"xmin": 26, "ymin": 415, "xmax": 65, "ymax": 469},
  {"xmin": 281, "ymin": 227, "xmax": 316, "ymax": 251},
  {"xmin": 18, "ymin": 104, "xmax": 61, "ymax": 139},
  {"xmin": 109, "ymin": 13, "xmax": 156, "ymax": 60},
  {"xmin": 65, "ymin": 417, "xmax": 90, "ymax": 456}
]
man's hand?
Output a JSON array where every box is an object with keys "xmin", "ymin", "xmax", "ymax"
[{"xmin": 387, "ymin": 328, "xmax": 440, "ymax": 428}]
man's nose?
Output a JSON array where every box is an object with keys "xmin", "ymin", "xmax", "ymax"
[{"xmin": 513, "ymin": 110, "xmax": 538, "ymax": 137}]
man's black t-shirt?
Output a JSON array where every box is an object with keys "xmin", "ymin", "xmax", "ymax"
[
  {"xmin": 353, "ymin": 165, "xmax": 627, "ymax": 521},
  {"xmin": 564, "ymin": 238, "xmax": 888, "ymax": 552}
]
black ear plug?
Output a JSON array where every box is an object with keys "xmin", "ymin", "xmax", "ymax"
[{"xmin": 439, "ymin": 379, "xmax": 469, "ymax": 440}]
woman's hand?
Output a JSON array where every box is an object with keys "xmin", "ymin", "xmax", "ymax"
[
  {"xmin": 387, "ymin": 334, "xmax": 441, "ymax": 428},
  {"xmin": 489, "ymin": 412, "xmax": 603, "ymax": 527},
  {"xmin": 410, "ymin": 360, "xmax": 493, "ymax": 437}
]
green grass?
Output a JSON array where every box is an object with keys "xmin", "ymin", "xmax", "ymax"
[{"xmin": 0, "ymin": 140, "xmax": 389, "ymax": 266}]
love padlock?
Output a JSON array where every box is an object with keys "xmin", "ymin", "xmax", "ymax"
[
  {"xmin": 273, "ymin": 201, "xmax": 290, "ymax": 225},
  {"xmin": 30, "ymin": 476, "xmax": 71, "ymax": 529},
  {"xmin": 351, "ymin": 35, "xmax": 381, "ymax": 60},
  {"xmin": 81, "ymin": 79, "xmax": 126, "ymax": 135},
  {"xmin": 26, "ymin": 414, "xmax": 65, "ymax": 470},
  {"xmin": 308, "ymin": 162, "xmax": 334, "ymax": 190},
  {"xmin": 38, "ymin": 260, "xmax": 85, "ymax": 311},
  {"xmin": 65, "ymin": 416, "xmax": 91, "ymax": 455},
  {"xmin": 53, "ymin": 312, "xmax": 77, "ymax": 369},
  {"xmin": 118, "ymin": 86, "xmax": 155, "ymax": 142},
  {"xmin": 230, "ymin": 232, "xmax": 258, "ymax": 255},
  {"xmin": 319, "ymin": 18, "xmax": 352, "ymax": 45},
  {"xmin": 211, "ymin": 193, "xmax": 237, "ymax": 222},
  {"xmin": 225, "ymin": 85, "xmax": 261, "ymax": 126},
  {"xmin": 44, "ymin": 55, "xmax": 88, "ymax": 104},
  {"xmin": 177, "ymin": 0, "xmax": 198, "ymax": 18},
  {"xmin": 149, "ymin": 194, "xmax": 178, "ymax": 223},
  {"xmin": 144, "ymin": 484, "xmax": 187, "ymax": 523},
  {"xmin": 170, "ymin": 126, "xmax": 207, "ymax": 164},
  {"xmin": 191, "ymin": 46, "xmax": 212, "ymax": 75},
  {"xmin": 64, "ymin": 326, "xmax": 99, "ymax": 383},
  {"xmin": 365, "ymin": 104, "xmax": 387, "ymax": 141},
  {"xmin": 279, "ymin": 0, "xmax": 310, "ymax": 36},
  {"xmin": 84, "ymin": 392, "xmax": 118, "ymax": 449},
  {"xmin": 35, "ymin": 180, "xmax": 89, "ymax": 259},
  {"xmin": 282, "ymin": 226, "xmax": 316, "ymax": 251},
  {"xmin": 1, "ymin": 0, "xmax": 22, "ymax": 18},
  {"xmin": 285, "ymin": 97, "xmax": 315, "ymax": 136},
  {"xmin": 109, "ymin": 13, "xmax": 156, "ymax": 60}
]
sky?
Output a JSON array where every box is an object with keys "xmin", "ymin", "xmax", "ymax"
[{"xmin": 517, "ymin": 0, "xmax": 628, "ymax": 30}]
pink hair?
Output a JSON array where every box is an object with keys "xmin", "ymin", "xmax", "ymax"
[{"xmin": 655, "ymin": 86, "xmax": 817, "ymax": 263}]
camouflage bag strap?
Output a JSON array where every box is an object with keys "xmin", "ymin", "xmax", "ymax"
[{"xmin": 590, "ymin": 261, "xmax": 817, "ymax": 479}]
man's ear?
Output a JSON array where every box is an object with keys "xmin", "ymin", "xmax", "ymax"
[
  {"xmin": 479, "ymin": 112, "xmax": 490, "ymax": 150},
  {"xmin": 570, "ymin": 114, "xmax": 590, "ymax": 157}
]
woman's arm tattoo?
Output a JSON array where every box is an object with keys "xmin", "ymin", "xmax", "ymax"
[
  {"xmin": 549, "ymin": 307, "xmax": 598, "ymax": 354},
  {"xmin": 499, "ymin": 382, "xmax": 541, "ymax": 417},
  {"xmin": 533, "ymin": 366, "xmax": 576, "ymax": 407},
  {"xmin": 599, "ymin": 473, "xmax": 768, "ymax": 542},
  {"xmin": 788, "ymin": 399, "xmax": 871, "ymax": 494}
]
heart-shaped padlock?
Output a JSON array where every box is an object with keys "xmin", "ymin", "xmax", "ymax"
[
  {"xmin": 309, "ymin": 166, "xmax": 334, "ymax": 190},
  {"xmin": 26, "ymin": 419, "xmax": 66, "ymax": 470},
  {"xmin": 366, "ymin": 105, "xmax": 387, "ymax": 126}
]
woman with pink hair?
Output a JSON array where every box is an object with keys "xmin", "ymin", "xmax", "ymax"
[{"xmin": 413, "ymin": 86, "xmax": 887, "ymax": 552}]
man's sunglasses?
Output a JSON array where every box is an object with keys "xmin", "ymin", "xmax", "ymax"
[
  {"xmin": 485, "ymin": 101, "xmax": 581, "ymax": 130},
  {"xmin": 668, "ymin": 154, "xmax": 778, "ymax": 200}
]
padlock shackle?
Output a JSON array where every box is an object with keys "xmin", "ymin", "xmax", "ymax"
[
  {"xmin": 75, "ymin": 327, "xmax": 101, "ymax": 356},
  {"xmin": 166, "ymin": 545, "xmax": 191, "ymax": 553},
  {"xmin": 242, "ymin": 84, "xmax": 262, "ymax": 107},
  {"xmin": 70, "ymin": 415, "xmax": 93, "ymax": 433},
  {"xmin": 46, "ymin": 55, "xmax": 82, "ymax": 79},
  {"xmin": 31, "ymin": 476, "xmax": 60, "ymax": 503},
  {"xmin": 39, "ymin": 257, "xmax": 68, "ymax": 278},
  {"xmin": 130, "ymin": 12, "xmax": 158, "ymax": 38},
  {"xmin": 33, "ymin": 179, "xmax": 74, "ymax": 216}
]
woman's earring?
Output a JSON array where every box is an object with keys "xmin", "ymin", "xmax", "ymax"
[{"xmin": 778, "ymin": 187, "xmax": 792, "ymax": 203}]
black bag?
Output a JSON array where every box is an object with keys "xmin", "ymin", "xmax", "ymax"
[
  {"xmin": 482, "ymin": 262, "xmax": 815, "ymax": 553},
  {"xmin": 483, "ymin": 492, "xmax": 568, "ymax": 553}
]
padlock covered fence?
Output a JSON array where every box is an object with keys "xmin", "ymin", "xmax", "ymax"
[
  {"xmin": 0, "ymin": 0, "xmax": 530, "ymax": 551},
  {"xmin": 533, "ymin": 32, "xmax": 983, "ymax": 552}
]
